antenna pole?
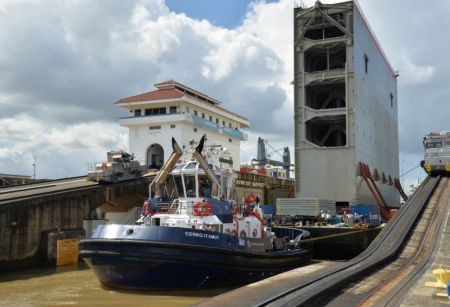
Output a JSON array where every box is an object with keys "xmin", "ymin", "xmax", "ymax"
[{"xmin": 33, "ymin": 156, "xmax": 36, "ymax": 180}]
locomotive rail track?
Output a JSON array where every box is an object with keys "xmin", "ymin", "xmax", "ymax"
[
  {"xmin": 0, "ymin": 176, "xmax": 91, "ymax": 194},
  {"xmin": 0, "ymin": 176, "xmax": 99, "ymax": 203},
  {"xmin": 260, "ymin": 175, "xmax": 441, "ymax": 306},
  {"xmin": 0, "ymin": 175, "xmax": 155, "ymax": 204},
  {"xmin": 198, "ymin": 176, "xmax": 442, "ymax": 306},
  {"xmin": 323, "ymin": 176, "xmax": 450, "ymax": 306}
]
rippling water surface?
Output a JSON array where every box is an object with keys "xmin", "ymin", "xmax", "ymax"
[{"xmin": 0, "ymin": 264, "xmax": 231, "ymax": 307}]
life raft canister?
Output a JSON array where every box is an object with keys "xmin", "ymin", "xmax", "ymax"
[{"xmin": 193, "ymin": 201, "xmax": 213, "ymax": 217}]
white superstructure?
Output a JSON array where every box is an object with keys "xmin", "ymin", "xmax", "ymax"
[{"xmin": 115, "ymin": 80, "xmax": 250, "ymax": 171}]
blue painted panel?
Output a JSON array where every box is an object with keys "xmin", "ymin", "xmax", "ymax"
[
  {"xmin": 191, "ymin": 115, "xmax": 244, "ymax": 140},
  {"xmin": 260, "ymin": 205, "xmax": 276, "ymax": 220},
  {"xmin": 350, "ymin": 204, "xmax": 381, "ymax": 226}
]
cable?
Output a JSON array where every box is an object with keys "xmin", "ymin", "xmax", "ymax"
[{"xmin": 400, "ymin": 164, "xmax": 420, "ymax": 178}]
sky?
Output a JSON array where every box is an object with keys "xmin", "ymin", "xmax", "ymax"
[{"xmin": 0, "ymin": 0, "xmax": 444, "ymax": 192}]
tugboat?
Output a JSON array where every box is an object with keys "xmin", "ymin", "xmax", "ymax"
[{"xmin": 79, "ymin": 136, "xmax": 312, "ymax": 289}]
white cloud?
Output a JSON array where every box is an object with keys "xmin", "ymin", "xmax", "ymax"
[
  {"xmin": 202, "ymin": 29, "xmax": 264, "ymax": 81},
  {"xmin": 242, "ymin": 0, "xmax": 293, "ymax": 68},
  {"xmin": 0, "ymin": 115, "xmax": 127, "ymax": 178},
  {"xmin": 0, "ymin": 148, "xmax": 22, "ymax": 161},
  {"xmin": 396, "ymin": 54, "xmax": 436, "ymax": 86}
]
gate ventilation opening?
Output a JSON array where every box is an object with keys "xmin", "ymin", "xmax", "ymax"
[
  {"xmin": 305, "ymin": 25, "xmax": 345, "ymax": 40},
  {"xmin": 306, "ymin": 81, "xmax": 346, "ymax": 109},
  {"xmin": 306, "ymin": 115, "xmax": 346, "ymax": 147},
  {"xmin": 304, "ymin": 42, "xmax": 346, "ymax": 72}
]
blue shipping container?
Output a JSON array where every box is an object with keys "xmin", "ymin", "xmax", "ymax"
[{"xmin": 349, "ymin": 204, "xmax": 381, "ymax": 226}]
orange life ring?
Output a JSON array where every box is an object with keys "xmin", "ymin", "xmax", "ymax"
[
  {"xmin": 245, "ymin": 193, "xmax": 256, "ymax": 205},
  {"xmin": 193, "ymin": 201, "xmax": 213, "ymax": 216},
  {"xmin": 252, "ymin": 228, "xmax": 258, "ymax": 237}
]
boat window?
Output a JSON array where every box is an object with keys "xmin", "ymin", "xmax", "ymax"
[
  {"xmin": 152, "ymin": 218, "xmax": 160, "ymax": 226},
  {"xmin": 185, "ymin": 162, "xmax": 197, "ymax": 169},
  {"xmin": 173, "ymin": 163, "xmax": 185, "ymax": 170},
  {"xmin": 221, "ymin": 176, "xmax": 228, "ymax": 199},
  {"xmin": 426, "ymin": 141, "xmax": 442, "ymax": 149},
  {"xmin": 173, "ymin": 175, "xmax": 185, "ymax": 197},
  {"xmin": 198, "ymin": 175, "xmax": 212, "ymax": 198},
  {"xmin": 184, "ymin": 175, "xmax": 196, "ymax": 197}
]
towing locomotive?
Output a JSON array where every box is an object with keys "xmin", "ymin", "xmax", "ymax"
[
  {"xmin": 421, "ymin": 131, "xmax": 450, "ymax": 175},
  {"xmin": 87, "ymin": 150, "xmax": 146, "ymax": 183}
]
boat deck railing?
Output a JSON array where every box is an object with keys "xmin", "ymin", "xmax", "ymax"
[
  {"xmin": 273, "ymin": 227, "xmax": 306, "ymax": 240},
  {"xmin": 155, "ymin": 199, "xmax": 195, "ymax": 215},
  {"xmin": 155, "ymin": 201, "xmax": 171, "ymax": 213}
]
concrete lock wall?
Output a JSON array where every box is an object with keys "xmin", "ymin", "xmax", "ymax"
[
  {"xmin": 0, "ymin": 192, "xmax": 93, "ymax": 270},
  {"xmin": 0, "ymin": 178, "xmax": 151, "ymax": 271}
]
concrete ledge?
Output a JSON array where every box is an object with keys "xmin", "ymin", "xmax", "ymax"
[{"xmin": 195, "ymin": 261, "xmax": 337, "ymax": 307}]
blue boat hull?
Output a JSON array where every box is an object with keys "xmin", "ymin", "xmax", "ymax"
[{"xmin": 79, "ymin": 225, "xmax": 312, "ymax": 289}]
